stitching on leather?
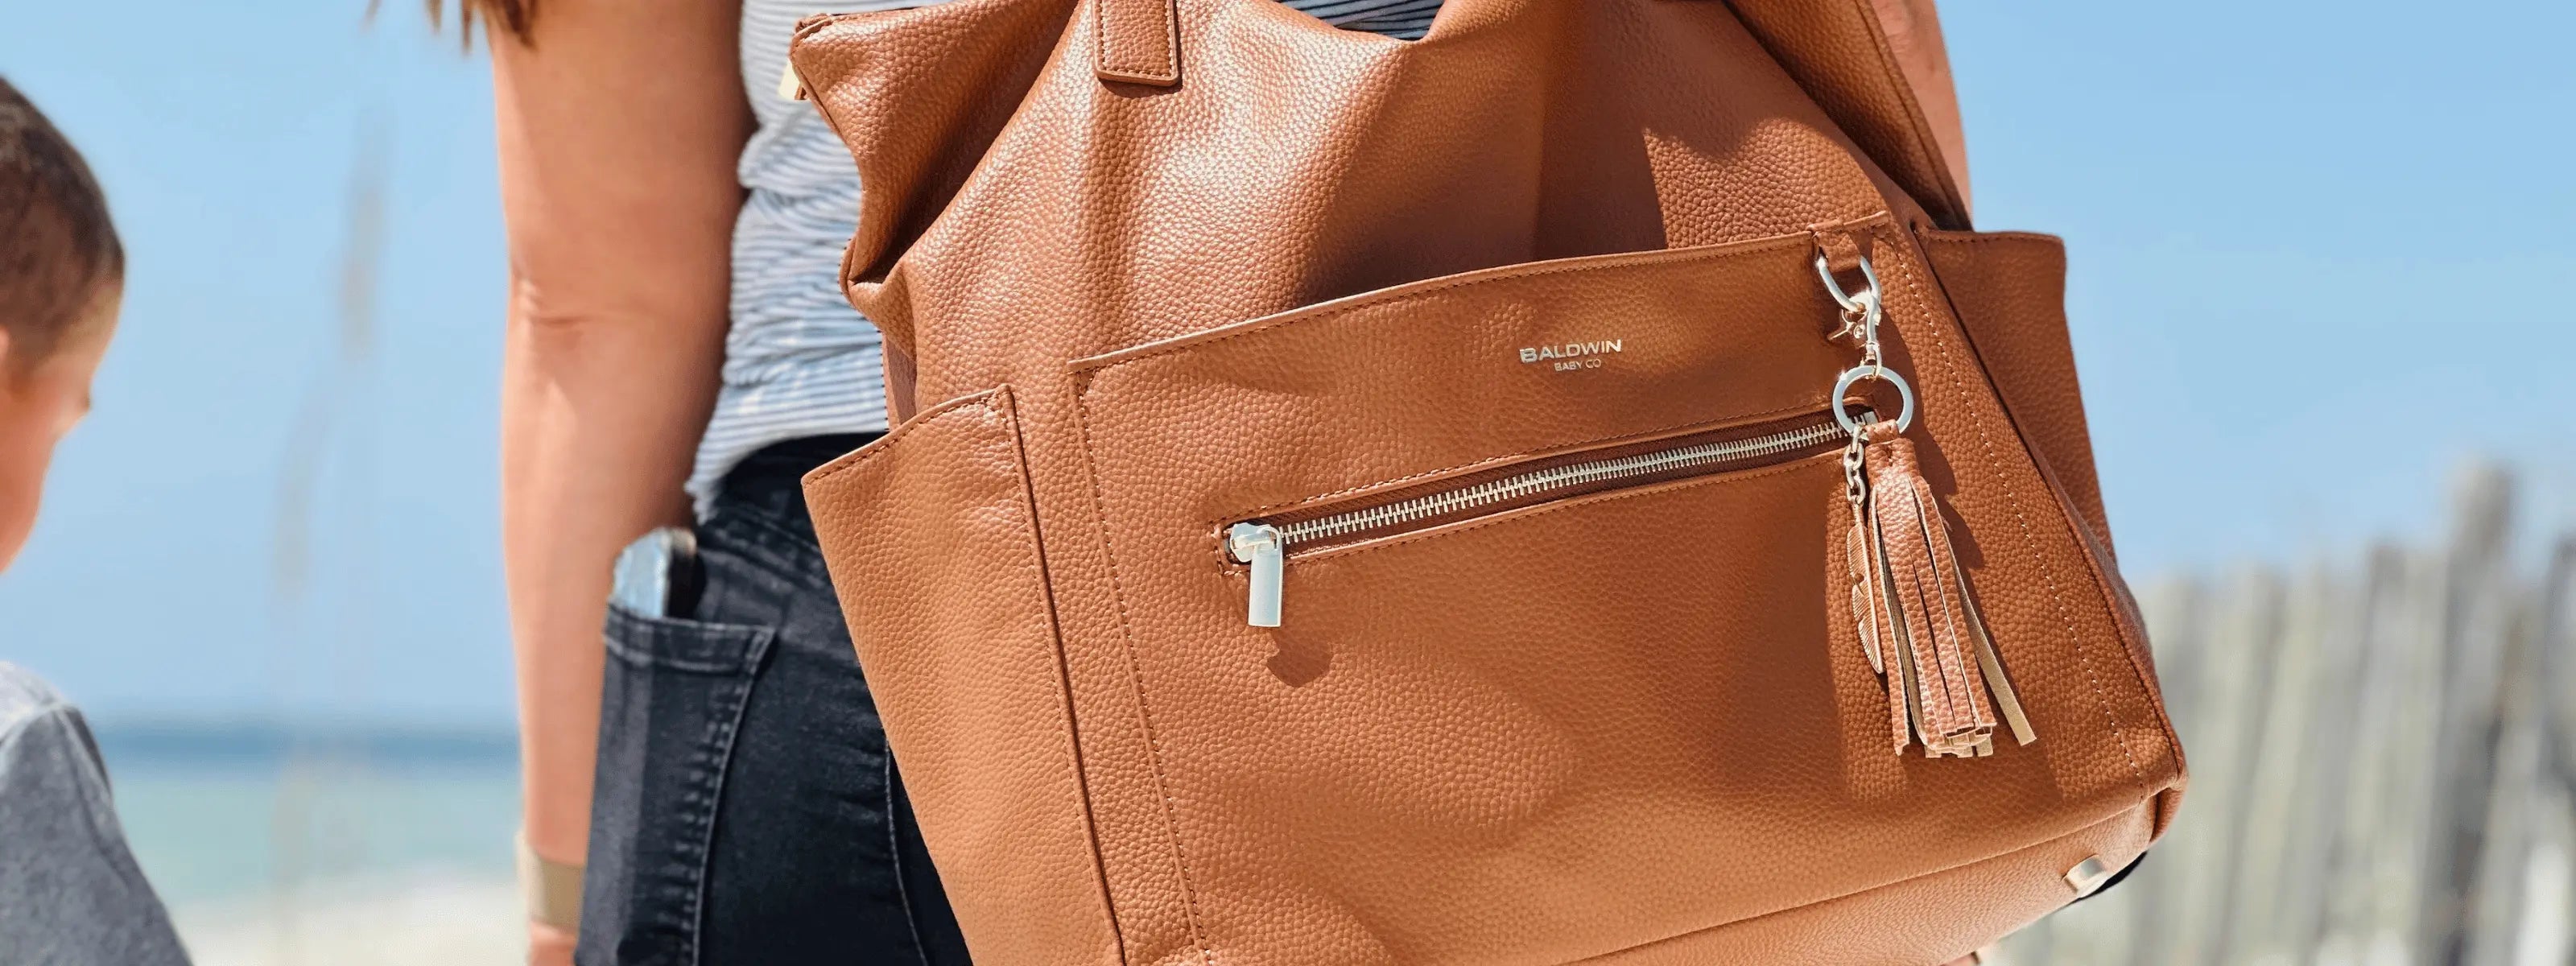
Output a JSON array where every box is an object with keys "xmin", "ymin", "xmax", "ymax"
[
  {"xmin": 1203, "ymin": 399, "xmax": 1829, "ymax": 527},
  {"xmin": 1879, "ymin": 227, "xmax": 2147, "ymax": 786},
  {"xmin": 1071, "ymin": 234, "xmax": 1817, "ymax": 373},
  {"xmin": 1094, "ymin": 0, "xmax": 1176, "ymax": 81},
  {"xmin": 824, "ymin": 383, "xmax": 1163, "ymax": 958},
  {"xmin": 1092, "ymin": 0, "xmax": 1117, "ymax": 76},
  {"xmin": 1064, "ymin": 231, "xmax": 1827, "ymax": 526},
  {"xmin": 1915, "ymin": 229, "xmax": 2178, "ymax": 770},
  {"xmin": 1288, "ymin": 452, "xmax": 1837, "ymax": 565},
  {"xmin": 1149, "ymin": 0, "xmax": 1176, "ymax": 78},
  {"xmin": 1070, "ymin": 373, "xmax": 1220, "ymax": 964},
  {"xmin": 1890, "ymin": 231, "xmax": 2143, "ymax": 779},
  {"xmin": 990, "ymin": 391, "xmax": 1133, "ymax": 960},
  {"xmin": 805, "ymin": 389, "xmax": 1003, "ymax": 488},
  {"xmin": 1916, "ymin": 229, "xmax": 2062, "ymax": 249},
  {"xmin": 1839, "ymin": 0, "xmax": 1963, "ymax": 225},
  {"xmin": 1557, "ymin": 802, "xmax": 2154, "ymax": 964}
]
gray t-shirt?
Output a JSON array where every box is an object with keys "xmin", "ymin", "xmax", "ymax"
[{"xmin": 0, "ymin": 663, "xmax": 189, "ymax": 966}]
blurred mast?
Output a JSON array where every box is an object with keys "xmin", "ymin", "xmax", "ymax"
[{"xmin": 266, "ymin": 118, "xmax": 388, "ymax": 966}]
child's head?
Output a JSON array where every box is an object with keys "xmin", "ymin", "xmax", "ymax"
[{"xmin": 0, "ymin": 76, "xmax": 122, "ymax": 571}]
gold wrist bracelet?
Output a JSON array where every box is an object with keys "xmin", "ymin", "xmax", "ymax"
[{"xmin": 515, "ymin": 830, "xmax": 585, "ymax": 933}]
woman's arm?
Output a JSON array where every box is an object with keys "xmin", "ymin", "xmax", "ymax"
[{"xmin": 486, "ymin": 2, "xmax": 749, "ymax": 960}]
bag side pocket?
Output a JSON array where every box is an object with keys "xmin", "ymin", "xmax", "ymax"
[
  {"xmin": 800, "ymin": 386, "xmax": 1117, "ymax": 965},
  {"xmin": 1914, "ymin": 229, "xmax": 2112, "ymax": 551}
]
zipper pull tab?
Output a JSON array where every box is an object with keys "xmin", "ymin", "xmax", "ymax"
[{"xmin": 1227, "ymin": 522, "xmax": 1286, "ymax": 628}]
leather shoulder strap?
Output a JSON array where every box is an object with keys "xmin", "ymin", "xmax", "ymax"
[{"xmin": 1721, "ymin": 0, "xmax": 1971, "ymax": 229}]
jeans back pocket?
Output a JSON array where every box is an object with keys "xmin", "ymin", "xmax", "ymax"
[{"xmin": 576, "ymin": 605, "xmax": 774, "ymax": 966}]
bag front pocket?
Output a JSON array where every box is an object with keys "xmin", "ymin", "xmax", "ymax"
[{"xmin": 1067, "ymin": 230, "xmax": 2161, "ymax": 963}]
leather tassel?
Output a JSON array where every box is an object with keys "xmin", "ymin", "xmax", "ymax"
[
  {"xmin": 1840, "ymin": 440, "xmax": 1908, "ymax": 752},
  {"xmin": 1861, "ymin": 423, "xmax": 2037, "ymax": 758}
]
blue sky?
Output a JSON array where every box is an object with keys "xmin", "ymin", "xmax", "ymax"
[{"xmin": 2, "ymin": 1, "xmax": 2570, "ymax": 724}]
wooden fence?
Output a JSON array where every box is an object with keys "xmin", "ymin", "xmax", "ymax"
[{"xmin": 1996, "ymin": 466, "xmax": 2576, "ymax": 966}]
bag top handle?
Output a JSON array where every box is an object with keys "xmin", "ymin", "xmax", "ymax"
[
  {"xmin": 1088, "ymin": 0, "xmax": 1970, "ymax": 229},
  {"xmin": 1095, "ymin": 0, "xmax": 1182, "ymax": 85}
]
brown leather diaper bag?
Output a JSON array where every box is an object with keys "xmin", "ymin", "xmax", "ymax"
[{"xmin": 787, "ymin": 1, "xmax": 2186, "ymax": 962}]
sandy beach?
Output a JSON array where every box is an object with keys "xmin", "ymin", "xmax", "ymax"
[{"xmin": 173, "ymin": 874, "xmax": 522, "ymax": 966}]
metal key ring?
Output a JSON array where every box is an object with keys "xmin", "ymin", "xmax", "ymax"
[
  {"xmin": 1833, "ymin": 364, "xmax": 1915, "ymax": 436},
  {"xmin": 1813, "ymin": 253, "xmax": 1881, "ymax": 314}
]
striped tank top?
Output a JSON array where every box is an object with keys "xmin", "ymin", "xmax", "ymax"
[{"xmin": 695, "ymin": 0, "xmax": 1448, "ymax": 507}]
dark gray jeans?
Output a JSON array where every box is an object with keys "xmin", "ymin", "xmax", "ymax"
[
  {"xmin": 0, "ymin": 663, "xmax": 190, "ymax": 966},
  {"xmin": 576, "ymin": 436, "xmax": 970, "ymax": 966}
]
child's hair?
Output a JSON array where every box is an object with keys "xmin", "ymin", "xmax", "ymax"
[{"xmin": 0, "ymin": 76, "xmax": 122, "ymax": 374}]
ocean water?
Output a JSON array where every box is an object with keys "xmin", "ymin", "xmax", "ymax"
[{"xmin": 94, "ymin": 724, "xmax": 526, "ymax": 964}]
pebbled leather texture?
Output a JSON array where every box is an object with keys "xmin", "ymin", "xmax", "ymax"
[
  {"xmin": 791, "ymin": 2, "xmax": 2183, "ymax": 963},
  {"xmin": 800, "ymin": 388, "xmax": 1121, "ymax": 965},
  {"xmin": 1913, "ymin": 229, "xmax": 2113, "ymax": 554},
  {"xmin": 1726, "ymin": 0, "xmax": 1972, "ymax": 229}
]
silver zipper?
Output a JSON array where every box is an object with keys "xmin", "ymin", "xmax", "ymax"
[{"xmin": 1224, "ymin": 416, "xmax": 1849, "ymax": 627}]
